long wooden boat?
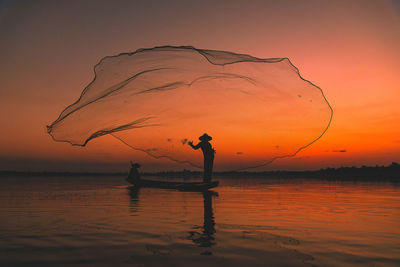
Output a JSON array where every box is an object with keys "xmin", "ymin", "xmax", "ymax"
[{"xmin": 126, "ymin": 177, "xmax": 219, "ymax": 191}]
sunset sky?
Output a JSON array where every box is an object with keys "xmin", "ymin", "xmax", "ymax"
[{"xmin": 0, "ymin": 0, "xmax": 399, "ymax": 172}]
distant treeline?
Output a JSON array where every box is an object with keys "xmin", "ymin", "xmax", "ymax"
[
  {"xmin": 1, "ymin": 162, "xmax": 399, "ymax": 181},
  {"xmin": 0, "ymin": 171, "xmax": 126, "ymax": 177},
  {"xmin": 147, "ymin": 162, "xmax": 400, "ymax": 181}
]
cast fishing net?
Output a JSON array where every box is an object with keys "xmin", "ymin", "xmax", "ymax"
[{"xmin": 47, "ymin": 46, "xmax": 332, "ymax": 170}]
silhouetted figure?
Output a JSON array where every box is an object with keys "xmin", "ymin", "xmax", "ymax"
[
  {"xmin": 188, "ymin": 133, "xmax": 215, "ymax": 183},
  {"xmin": 127, "ymin": 162, "xmax": 141, "ymax": 183}
]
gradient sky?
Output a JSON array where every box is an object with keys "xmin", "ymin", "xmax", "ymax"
[{"xmin": 0, "ymin": 0, "xmax": 399, "ymax": 172}]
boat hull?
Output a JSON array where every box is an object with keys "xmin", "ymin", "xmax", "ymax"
[{"xmin": 126, "ymin": 178, "xmax": 219, "ymax": 191}]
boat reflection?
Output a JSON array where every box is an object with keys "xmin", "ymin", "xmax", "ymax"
[{"xmin": 126, "ymin": 186, "xmax": 217, "ymax": 254}]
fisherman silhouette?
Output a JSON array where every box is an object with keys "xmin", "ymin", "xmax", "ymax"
[
  {"xmin": 188, "ymin": 133, "xmax": 215, "ymax": 183},
  {"xmin": 126, "ymin": 162, "xmax": 141, "ymax": 183}
]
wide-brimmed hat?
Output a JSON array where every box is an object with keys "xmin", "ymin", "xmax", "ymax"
[{"xmin": 199, "ymin": 133, "xmax": 212, "ymax": 141}]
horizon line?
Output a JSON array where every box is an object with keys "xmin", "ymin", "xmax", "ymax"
[{"xmin": 0, "ymin": 162, "xmax": 398, "ymax": 176}]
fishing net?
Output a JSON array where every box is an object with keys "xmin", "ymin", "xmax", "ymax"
[{"xmin": 47, "ymin": 46, "xmax": 332, "ymax": 170}]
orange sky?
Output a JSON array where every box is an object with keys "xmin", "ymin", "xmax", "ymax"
[{"xmin": 0, "ymin": 0, "xmax": 399, "ymax": 172}]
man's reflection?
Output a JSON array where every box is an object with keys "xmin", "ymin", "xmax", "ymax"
[
  {"xmin": 188, "ymin": 191, "xmax": 217, "ymax": 253},
  {"xmin": 127, "ymin": 187, "xmax": 217, "ymax": 254}
]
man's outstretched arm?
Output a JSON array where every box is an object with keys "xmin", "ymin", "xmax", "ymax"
[{"xmin": 188, "ymin": 141, "xmax": 201, "ymax": 150}]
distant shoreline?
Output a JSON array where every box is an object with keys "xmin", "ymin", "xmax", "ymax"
[{"xmin": 1, "ymin": 163, "xmax": 399, "ymax": 181}]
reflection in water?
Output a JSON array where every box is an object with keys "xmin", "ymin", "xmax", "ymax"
[
  {"xmin": 127, "ymin": 186, "xmax": 140, "ymax": 214},
  {"xmin": 127, "ymin": 187, "xmax": 217, "ymax": 255},
  {"xmin": 188, "ymin": 191, "xmax": 217, "ymax": 254},
  {"xmin": 2, "ymin": 177, "xmax": 398, "ymax": 266}
]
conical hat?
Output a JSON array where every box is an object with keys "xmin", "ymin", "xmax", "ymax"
[{"xmin": 199, "ymin": 133, "xmax": 212, "ymax": 141}]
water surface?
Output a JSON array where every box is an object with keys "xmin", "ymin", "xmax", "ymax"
[{"xmin": 0, "ymin": 175, "xmax": 399, "ymax": 266}]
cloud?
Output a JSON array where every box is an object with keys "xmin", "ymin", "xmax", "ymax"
[{"xmin": 332, "ymin": 150, "xmax": 347, "ymax": 153}]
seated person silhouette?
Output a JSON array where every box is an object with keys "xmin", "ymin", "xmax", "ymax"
[
  {"xmin": 188, "ymin": 133, "xmax": 215, "ymax": 183},
  {"xmin": 127, "ymin": 162, "xmax": 141, "ymax": 183}
]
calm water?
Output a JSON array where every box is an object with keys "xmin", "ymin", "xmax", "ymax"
[{"xmin": 0, "ymin": 175, "xmax": 399, "ymax": 266}]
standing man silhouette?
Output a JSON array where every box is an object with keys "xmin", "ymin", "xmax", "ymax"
[{"xmin": 188, "ymin": 133, "xmax": 215, "ymax": 183}]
